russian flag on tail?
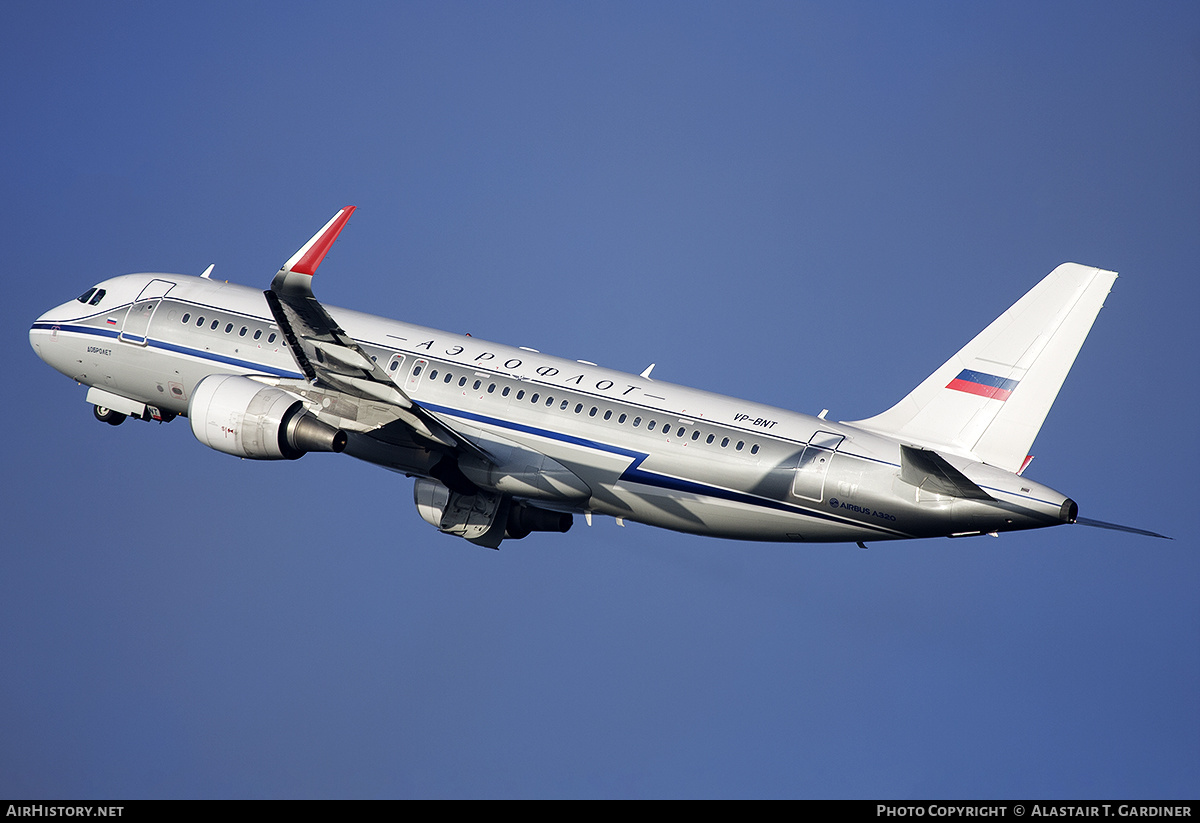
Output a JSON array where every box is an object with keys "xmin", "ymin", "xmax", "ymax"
[{"xmin": 946, "ymin": 369, "xmax": 1019, "ymax": 401}]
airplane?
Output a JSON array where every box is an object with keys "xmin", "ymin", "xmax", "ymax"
[{"xmin": 30, "ymin": 206, "xmax": 1165, "ymax": 548}]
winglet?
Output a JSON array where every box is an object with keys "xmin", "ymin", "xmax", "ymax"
[
  {"xmin": 272, "ymin": 206, "xmax": 356, "ymax": 298},
  {"xmin": 280, "ymin": 206, "xmax": 356, "ymax": 277}
]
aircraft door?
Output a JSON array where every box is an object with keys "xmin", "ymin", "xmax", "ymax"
[
  {"xmin": 405, "ymin": 359, "xmax": 429, "ymax": 393},
  {"xmin": 385, "ymin": 353, "xmax": 407, "ymax": 385},
  {"xmin": 119, "ymin": 279, "xmax": 176, "ymax": 345},
  {"xmin": 791, "ymin": 431, "xmax": 845, "ymax": 502}
]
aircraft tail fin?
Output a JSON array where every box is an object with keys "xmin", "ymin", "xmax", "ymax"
[{"xmin": 848, "ymin": 263, "xmax": 1117, "ymax": 473}]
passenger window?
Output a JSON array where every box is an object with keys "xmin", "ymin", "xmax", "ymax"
[
  {"xmin": 619, "ymin": 414, "xmax": 627, "ymax": 424},
  {"xmin": 239, "ymin": 326, "xmax": 247, "ymax": 337},
  {"xmin": 210, "ymin": 320, "xmax": 219, "ymax": 330},
  {"xmin": 487, "ymin": 384, "xmax": 496, "ymax": 393},
  {"xmin": 182, "ymin": 313, "xmax": 190, "ymax": 324},
  {"xmin": 603, "ymin": 410, "xmax": 611, "ymax": 420},
  {"xmin": 736, "ymin": 441, "xmax": 744, "ymax": 451},
  {"xmin": 751, "ymin": 444, "xmax": 760, "ymax": 455},
  {"xmin": 574, "ymin": 403, "xmax": 583, "ymax": 413},
  {"xmin": 721, "ymin": 437, "xmax": 730, "ymax": 448},
  {"xmin": 633, "ymin": 416, "xmax": 641, "ymax": 427},
  {"xmin": 677, "ymin": 427, "xmax": 685, "ymax": 437},
  {"xmin": 413, "ymin": 365, "xmax": 423, "ymax": 376},
  {"xmin": 254, "ymin": 329, "xmax": 262, "ymax": 340},
  {"xmin": 546, "ymin": 396, "xmax": 554, "ymax": 407},
  {"xmin": 444, "ymin": 373, "xmax": 453, "ymax": 383},
  {"xmin": 691, "ymin": 430, "xmax": 700, "ymax": 441},
  {"xmin": 389, "ymin": 360, "xmax": 399, "ymax": 371},
  {"xmin": 502, "ymin": 387, "xmax": 511, "ymax": 397},
  {"xmin": 458, "ymin": 377, "xmax": 467, "ymax": 387},
  {"xmin": 268, "ymin": 333, "xmax": 277, "ymax": 343},
  {"xmin": 473, "ymin": 380, "xmax": 481, "ymax": 390},
  {"xmin": 517, "ymin": 390, "xmax": 525, "ymax": 400},
  {"xmin": 196, "ymin": 316, "xmax": 205, "ymax": 326},
  {"xmin": 648, "ymin": 421, "xmax": 656, "ymax": 431},
  {"xmin": 706, "ymin": 434, "xmax": 715, "ymax": 444},
  {"xmin": 225, "ymin": 323, "xmax": 233, "ymax": 333}
]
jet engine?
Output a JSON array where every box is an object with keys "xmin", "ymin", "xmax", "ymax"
[
  {"xmin": 188, "ymin": 374, "xmax": 347, "ymax": 460},
  {"xmin": 413, "ymin": 478, "xmax": 572, "ymax": 548}
]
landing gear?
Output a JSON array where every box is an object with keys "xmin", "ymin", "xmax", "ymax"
[{"xmin": 93, "ymin": 405, "xmax": 127, "ymax": 426}]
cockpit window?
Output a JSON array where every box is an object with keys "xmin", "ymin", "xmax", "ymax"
[
  {"xmin": 76, "ymin": 288, "xmax": 96, "ymax": 304},
  {"xmin": 89, "ymin": 289, "xmax": 106, "ymax": 305},
  {"xmin": 77, "ymin": 288, "xmax": 106, "ymax": 305}
]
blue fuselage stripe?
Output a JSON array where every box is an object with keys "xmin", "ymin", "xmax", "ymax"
[
  {"xmin": 32, "ymin": 322, "xmax": 304, "ymax": 379},
  {"xmin": 34, "ymin": 320, "xmax": 903, "ymax": 536},
  {"xmin": 421, "ymin": 402, "xmax": 905, "ymax": 535}
]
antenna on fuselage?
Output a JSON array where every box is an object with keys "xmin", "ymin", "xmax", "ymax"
[
  {"xmin": 640, "ymin": 363, "xmax": 655, "ymax": 379},
  {"xmin": 200, "ymin": 264, "xmax": 215, "ymax": 279}
]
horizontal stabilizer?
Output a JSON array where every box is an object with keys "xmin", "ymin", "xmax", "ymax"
[
  {"xmin": 899, "ymin": 445, "xmax": 993, "ymax": 500},
  {"xmin": 850, "ymin": 263, "xmax": 1117, "ymax": 472}
]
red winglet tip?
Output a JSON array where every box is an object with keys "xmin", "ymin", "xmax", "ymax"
[{"xmin": 290, "ymin": 206, "xmax": 357, "ymax": 275}]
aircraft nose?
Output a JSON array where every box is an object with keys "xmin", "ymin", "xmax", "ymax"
[
  {"xmin": 30, "ymin": 311, "xmax": 53, "ymax": 361},
  {"xmin": 30, "ymin": 304, "xmax": 69, "ymax": 362},
  {"xmin": 33, "ymin": 306, "xmax": 55, "ymax": 328}
]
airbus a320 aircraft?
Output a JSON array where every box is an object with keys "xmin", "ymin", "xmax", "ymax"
[{"xmin": 30, "ymin": 207, "xmax": 1164, "ymax": 548}]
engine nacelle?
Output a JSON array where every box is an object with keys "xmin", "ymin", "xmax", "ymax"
[
  {"xmin": 188, "ymin": 374, "xmax": 347, "ymax": 460},
  {"xmin": 413, "ymin": 478, "xmax": 573, "ymax": 547},
  {"xmin": 504, "ymin": 502, "xmax": 573, "ymax": 540}
]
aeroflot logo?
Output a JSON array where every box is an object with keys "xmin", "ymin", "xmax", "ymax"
[
  {"xmin": 408, "ymin": 339, "xmax": 645, "ymax": 396},
  {"xmin": 946, "ymin": 369, "xmax": 1019, "ymax": 401}
]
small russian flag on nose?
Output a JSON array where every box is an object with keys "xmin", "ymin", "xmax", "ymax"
[{"xmin": 946, "ymin": 369, "xmax": 1019, "ymax": 401}]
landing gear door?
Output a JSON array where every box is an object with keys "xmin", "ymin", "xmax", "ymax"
[
  {"xmin": 119, "ymin": 279, "xmax": 176, "ymax": 345},
  {"xmin": 792, "ymin": 431, "xmax": 845, "ymax": 502}
]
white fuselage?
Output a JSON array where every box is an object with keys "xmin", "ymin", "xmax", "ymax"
[{"xmin": 31, "ymin": 272, "xmax": 1075, "ymax": 544}]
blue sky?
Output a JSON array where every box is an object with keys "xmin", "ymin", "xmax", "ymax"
[{"xmin": 3, "ymin": 1, "xmax": 1198, "ymax": 798}]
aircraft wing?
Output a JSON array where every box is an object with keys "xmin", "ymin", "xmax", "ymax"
[{"xmin": 265, "ymin": 207, "xmax": 489, "ymax": 459}]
